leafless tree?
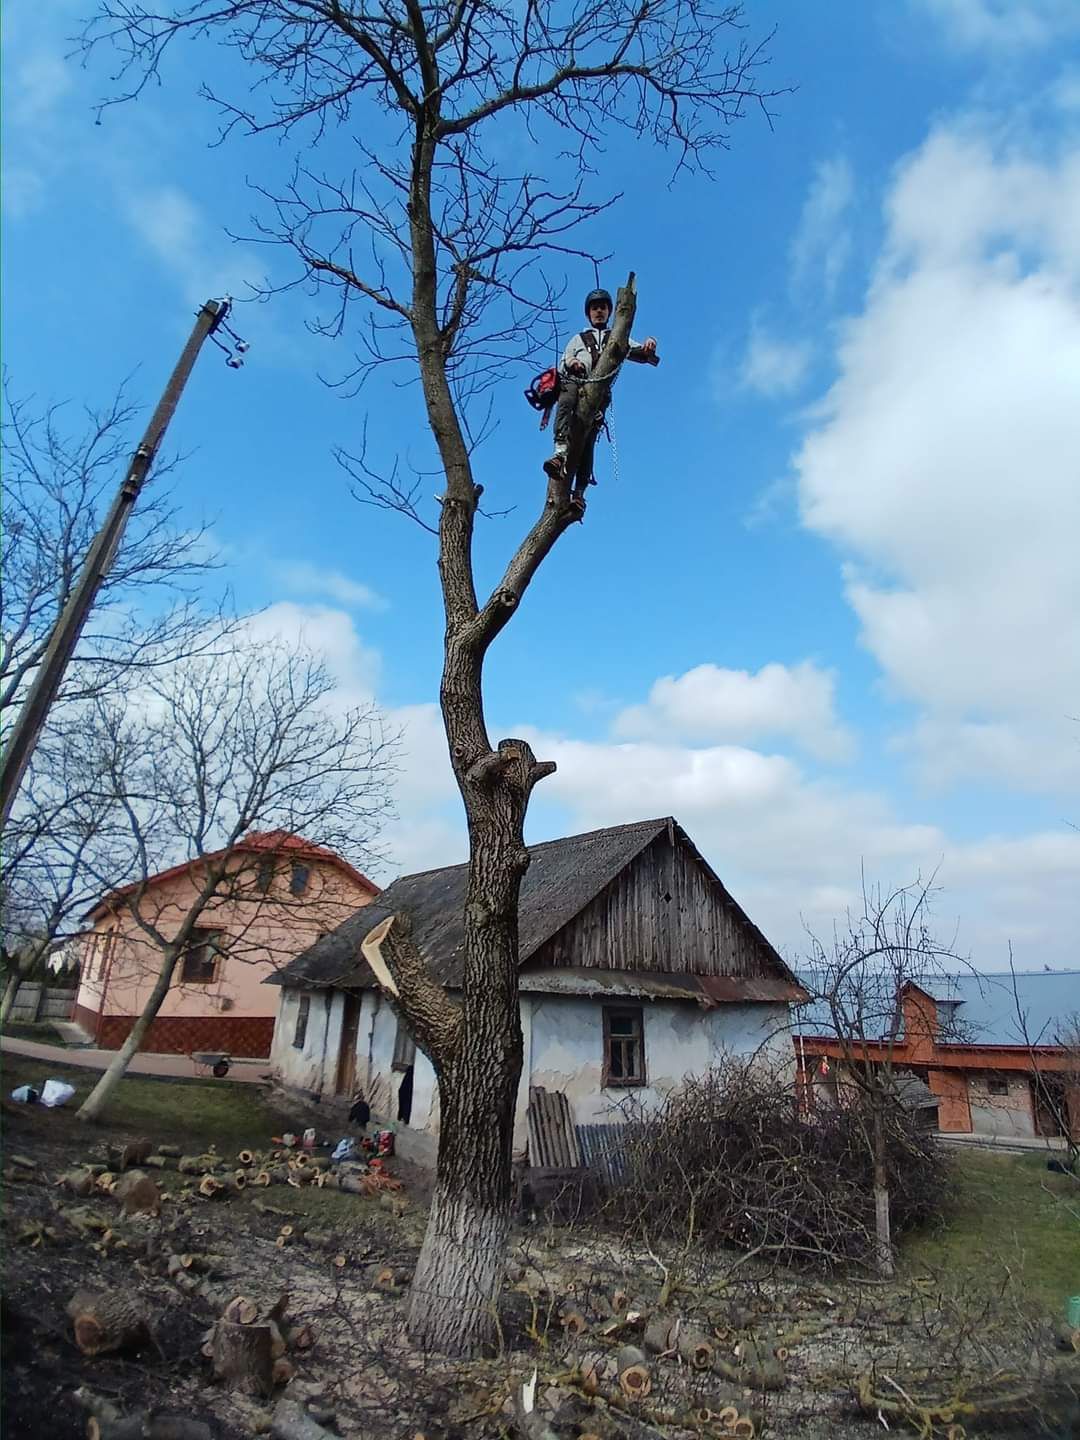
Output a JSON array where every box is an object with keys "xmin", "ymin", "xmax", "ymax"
[
  {"xmin": 71, "ymin": 636, "xmax": 396, "ymax": 1122},
  {"xmin": 84, "ymin": 0, "xmax": 786, "ymax": 1352},
  {"xmin": 1, "ymin": 377, "xmax": 230, "ymax": 1021},
  {"xmin": 1, "ymin": 375, "xmax": 219, "ymax": 718},
  {"xmin": 797, "ymin": 876, "xmax": 965, "ymax": 1278}
]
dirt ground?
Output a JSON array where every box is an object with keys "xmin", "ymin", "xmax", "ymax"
[{"xmin": 2, "ymin": 1087, "xmax": 1077, "ymax": 1440}]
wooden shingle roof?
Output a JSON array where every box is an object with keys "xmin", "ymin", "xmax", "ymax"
[{"xmin": 270, "ymin": 817, "xmax": 794, "ymax": 993}]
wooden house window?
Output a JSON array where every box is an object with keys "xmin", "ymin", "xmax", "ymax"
[
  {"xmin": 293, "ymin": 994, "xmax": 310, "ymax": 1050},
  {"xmin": 986, "ymin": 1073, "xmax": 1009, "ymax": 1096},
  {"xmin": 179, "ymin": 929, "xmax": 221, "ymax": 984},
  {"xmin": 289, "ymin": 862, "xmax": 311, "ymax": 896},
  {"xmin": 603, "ymin": 1006, "xmax": 645, "ymax": 1087},
  {"xmin": 392, "ymin": 1017, "xmax": 416, "ymax": 1072}
]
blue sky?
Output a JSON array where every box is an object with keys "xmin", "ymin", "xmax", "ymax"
[{"xmin": 4, "ymin": 0, "xmax": 1080, "ymax": 971}]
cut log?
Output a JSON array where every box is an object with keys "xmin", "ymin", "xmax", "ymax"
[
  {"xmin": 676, "ymin": 1326, "xmax": 714, "ymax": 1370},
  {"xmin": 58, "ymin": 1169, "xmax": 96, "ymax": 1198},
  {"xmin": 143, "ymin": 1155, "xmax": 170, "ymax": 1169},
  {"xmin": 270, "ymin": 1398, "xmax": 337, "ymax": 1440},
  {"xmin": 559, "ymin": 1308, "xmax": 587, "ymax": 1337},
  {"xmin": 107, "ymin": 1138, "xmax": 153, "ymax": 1172},
  {"xmin": 252, "ymin": 1171, "xmax": 272, "ymax": 1188},
  {"xmin": 212, "ymin": 1320, "xmax": 273, "ymax": 1396},
  {"xmin": 87, "ymin": 1417, "xmax": 212, "ymax": 1440},
  {"xmin": 67, "ymin": 1289, "xmax": 150, "ymax": 1356},
  {"xmin": 578, "ymin": 1351, "xmax": 608, "ymax": 1396},
  {"xmin": 271, "ymin": 1356, "xmax": 295, "ymax": 1385},
  {"xmin": 223, "ymin": 1296, "xmax": 261, "ymax": 1326},
  {"xmin": 285, "ymin": 1323, "xmax": 314, "ymax": 1351},
  {"xmin": 615, "ymin": 1345, "xmax": 651, "ymax": 1400},
  {"xmin": 155, "ymin": 1144, "xmax": 182, "ymax": 1158},
  {"xmin": 238, "ymin": 1149, "xmax": 256, "ymax": 1166},
  {"xmin": 95, "ymin": 1172, "xmax": 117, "ymax": 1192},
  {"xmin": 114, "ymin": 1171, "xmax": 162, "ymax": 1217},
  {"xmin": 11, "ymin": 1153, "xmax": 38, "ymax": 1170},
  {"xmin": 643, "ymin": 1318, "xmax": 675, "ymax": 1354},
  {"xmin": 179, "ymin": 1154, "xmax": 218, "ymax": 1175},
  {"xmin": 198, "ymin": 1175, "xmax": 225, "ymax": 1200}
]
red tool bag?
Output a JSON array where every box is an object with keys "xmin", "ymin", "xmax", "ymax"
[{"xmin": 524, "ymin": 366, "xmax": 561, "ymax": 428}]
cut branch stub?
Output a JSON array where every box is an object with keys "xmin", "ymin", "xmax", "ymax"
[{"xmin": 361, "ymin": 911, "xmax": 460, "ymax": 1066}]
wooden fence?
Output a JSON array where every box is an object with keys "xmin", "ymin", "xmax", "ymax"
[{"xmin": 8, "ymin": 984, "xmax": 77, "ymax": 1024}]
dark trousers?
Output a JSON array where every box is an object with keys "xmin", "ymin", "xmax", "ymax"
[{"xmin": 554, "ymin": 379, "xmax": 601, "ymax": 493}]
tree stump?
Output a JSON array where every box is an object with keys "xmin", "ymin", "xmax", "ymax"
[
  {"xmin": 212, "ymin": 1320, "xmax": 273, "ymax": 1395},
  {"xmin": 66, "ymin": 1290, "xmax": 150, "ymax": 1356}
]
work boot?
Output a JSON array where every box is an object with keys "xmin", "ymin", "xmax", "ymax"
[
  {"xmin": 543, "ymin": 453, "xmax": 566, "ymax": 480},
  {"xmin": 569, "ymin": 491, "xmax": 587, "ymax": 517}
]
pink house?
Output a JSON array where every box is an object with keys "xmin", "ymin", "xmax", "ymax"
[{"xmin": 73, "ymin": 831, "xmax": 378, "ymax": 1058}]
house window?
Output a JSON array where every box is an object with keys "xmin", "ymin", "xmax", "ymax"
[
  {"xmin": 179, "ymin": 929, "xmax": 221, "ymax": 984},
  {"xmin": 392, "ymin": 1017, "xmax": 416, "ymax": 1072},
  {"xmin": 256, "ymin": 857, "xmax": 275, "ymax": 893},
  {"xmin": 289, "ymin": 862, "xmax": 311, "ymax": 897},
  {"xmin": 986, "ymin": 1074, "xmax": 1009, "ymax": 1096},
  {"xmin": 293, "ymin": 994, "xmax": 310, "ymax": 1050},
  {"xmin": 603, "ymin": 1006, "xmax": 646, "ymax": 1087}
]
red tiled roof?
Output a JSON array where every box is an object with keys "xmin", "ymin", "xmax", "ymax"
[{"xmin": 86, "ymin": 830, "xmax": 378, "ymax": 919}]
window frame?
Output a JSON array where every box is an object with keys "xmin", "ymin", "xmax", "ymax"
[
  {"xmin": 986, "ymin": 1073, "xmax": 1010, "ymax": 1097},
  {"xmin": 602, "ymin": 1004, "xmax": 646, "ymax": 1088},
  {"xmin": 179, "ymin": 928, "xmax": 222, "ymax": 985},
  {"xmin": 255, "ymin": 857, "xmax": 275, "ymax": 894},
  {"xmin": 293, "ymin": 993, "xmax": 310, "ymax": 1050},
  {"xmin": 289, "ymin": 861, "xmax": 311, "ymax": 897}
]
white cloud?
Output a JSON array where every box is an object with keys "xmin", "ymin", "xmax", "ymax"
[
  {"xmin": 194, "ymin": 603, "xmax": 1080, "ymax": 968},
  {"xmin": 913, "ymin": 0, "xmax": 1080, "ymax": 52},
  {"xmin": 790, "ymin": 155, "xmax": 855, "ymax": 298},
  {"xmin": 122, "ymin": 185, "xmax": 259, "ymax": 305},
  {"xmin": 278, "ymin": 562, "xmax": 387, "ymax": 611},
  {"xmin": 515, "ymin": 724, "xmax": 1080, "ymax": 968},
  {"xmin": 794, "ymin": 125, "xmax": 1080, "ymax": 793},
  {"xmin": 740, "ymin": 321, "xmax": 813, "ymax": 397},
  {"xmin": 243, "ymin": 601, "xmax": 383, "ymax": 696},
  {"xmin": 614, "ymin": 661, "xmax": 854, "ymax": 763}
]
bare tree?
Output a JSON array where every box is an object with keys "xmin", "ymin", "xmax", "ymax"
[
  {"xmin": 1, "ymin": 376, "xmax": 233, "ymax": 1021},
  {"xmin": 0, "ymin": 720, "xmax": 129, "ymax": 1024},
  {"xmin": 85, "ymin": 0, "xmax": 785, "ymax": 1352},
  {"xmin": 1, "ymin": 375, "xmax": 220, "ymax": 718},
  {"xmin": 798, "ymin": 877, "xmax": 965, "ymax": 1278},
  {"xmin": 70, "ymin": 635, "xmax": 395, "ymax": 1122}
]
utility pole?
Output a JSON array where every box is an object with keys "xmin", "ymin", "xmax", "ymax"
[{"xmin": 0, "ymin": 297, "xmax": 234, "ymax": 828}]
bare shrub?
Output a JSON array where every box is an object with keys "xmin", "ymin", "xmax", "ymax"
[{"xmin": 607, "ymin": 1060, "xmax": 951, "ymax": 1271}]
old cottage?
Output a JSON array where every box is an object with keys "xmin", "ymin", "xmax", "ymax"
[{"xmin": 268, "ymin": 817, "xmax": 805, "ymax": 1158}]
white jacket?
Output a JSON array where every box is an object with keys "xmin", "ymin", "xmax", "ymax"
[{"xmin": 560, "ymin": 327, "xmax": 650, "ymax": 376}]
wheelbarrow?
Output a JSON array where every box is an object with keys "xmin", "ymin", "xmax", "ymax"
[{"xmin": 189, "ymin": 1051, "xmax": 267, "ymax": 1079}]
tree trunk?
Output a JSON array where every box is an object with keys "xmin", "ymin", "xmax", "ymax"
[
  {"xmin": 406, "ymin": 805, "xmax": 526, "ymax": 1353},
  {"xmin": 211, "ymin": 1320, "xmax": 273, "ymax": 1396},
  {"xmin": 77, "ymin": 950, "xmax": 179, "ymax": 1122},
  {"xmin": 1, "ymin": 970, "xmax": 22, "ymax": 1026},
  {"xmin": 871, "ymin": 1104, "xmax": 894, "ymax": 1278},
  {"xmin": 66, "ymin": 1289, "xmax": 150, "ymax": 1356}
]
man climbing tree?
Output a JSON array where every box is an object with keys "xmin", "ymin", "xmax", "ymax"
[
  {"xmin": 87, "ymin": 0, "xmax": 784, "ymax": 1355},
  {"xmin": 543, "ymin": 286, "xmax": 659, "ymax": 511}
]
